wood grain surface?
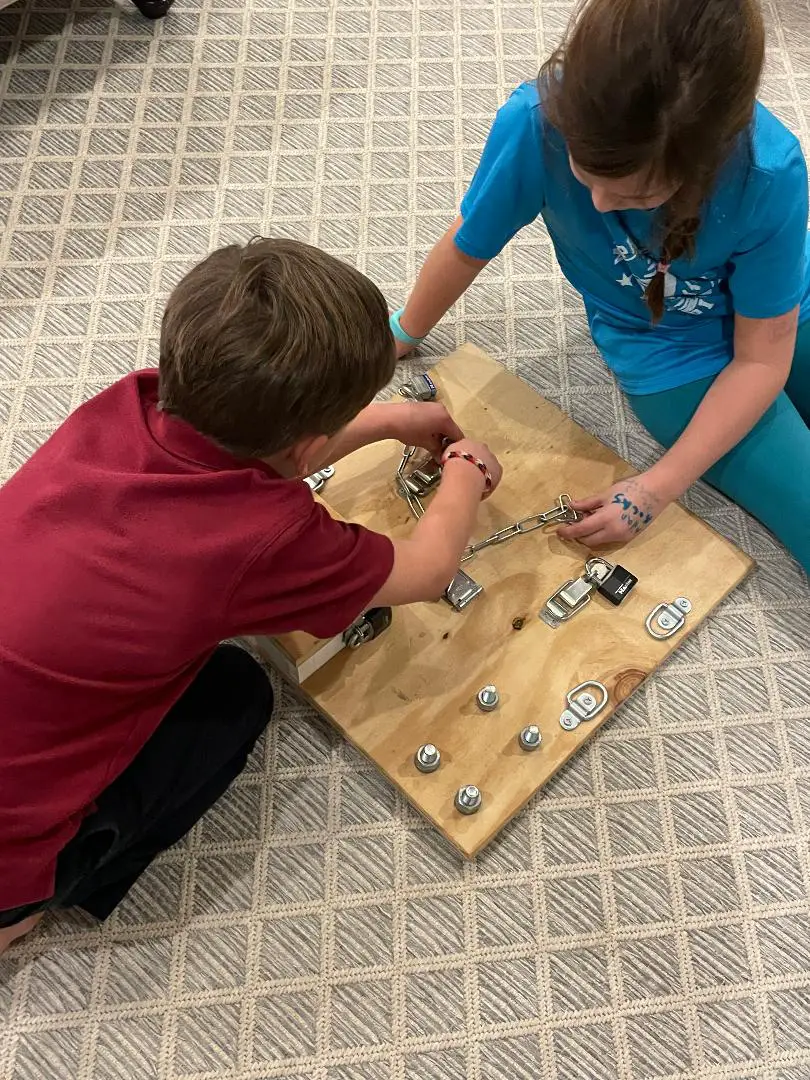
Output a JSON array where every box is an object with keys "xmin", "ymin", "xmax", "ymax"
[{"xmin": 267, "ymin": 344, "xmax": 753, "ymax": 858}]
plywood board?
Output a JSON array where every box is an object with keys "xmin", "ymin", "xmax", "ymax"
[{"xmin": 274, "ymin": 344, "xmax": 753, "ymax": 858}]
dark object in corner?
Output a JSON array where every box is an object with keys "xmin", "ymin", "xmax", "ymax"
[{"xmin": 131, "ymin": 0, "xmax": 175, "ymax": 19}]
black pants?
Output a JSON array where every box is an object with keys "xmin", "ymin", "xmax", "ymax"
[{"xmin": 0, "ymin": 645, "xmax": 272, "ymax": 927}]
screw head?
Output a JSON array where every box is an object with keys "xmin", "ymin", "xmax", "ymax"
[
  {"xmin": 414, "ymin": 743, "xmax": 441, "ymax": 773},
  {"xmin": 476, "ymin": 685, "xmax": 500, "ymax": 712},
  {"xmin": 673, "ymin": 596, "xmax": 692, "ymax": 614},
  {"xmin": 560, "ymin": 710, "xmax": 580, "ymax": 731},
  {"xmin": 319, "ymin": 465, "xmax": 335, "ymax": 479},
  {"xmin": 455, "ymin": 784, "xmax": 482, "ymax": 814},
  {"xmin": 518, "ymin": 725, "xmax": 542, "ymax": 751}
]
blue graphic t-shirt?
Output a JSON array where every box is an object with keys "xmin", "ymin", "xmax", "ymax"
[{"xmin": 456, "ymin": 81, "xmax": 810, "ymax": 395}]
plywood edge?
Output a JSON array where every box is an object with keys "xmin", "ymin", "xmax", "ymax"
[
  {"xmin": 297, "ymin": 677, "xmax": 483, "ymax": 860},
  {"xmin": 453, "ymin": 556, "xmax": 757, "ymax": 860}
]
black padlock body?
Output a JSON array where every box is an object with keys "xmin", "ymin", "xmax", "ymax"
[
  {"xmin": 596, "ymin": 566, "xmax": 638, "ymax": 606},
  {"xmin": 364, "ymin": 606, "xmax": 393, "ymax": 637}
]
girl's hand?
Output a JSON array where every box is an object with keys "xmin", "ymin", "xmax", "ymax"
[
  {"xmin": 557, "ymin": 473, "xmax": 667, "ymax": 546},
  {"xmin": 395, "ymin": 338, "xmax": 415, "ymax": 360},
  {"xmin": 392, "ymin": 402, "xmax": 464, "ymax": 458}
]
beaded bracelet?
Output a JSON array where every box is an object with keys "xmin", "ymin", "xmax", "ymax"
[{"xmin": 440, "ymin": 449, "xmax": 493, "ymax": 493}]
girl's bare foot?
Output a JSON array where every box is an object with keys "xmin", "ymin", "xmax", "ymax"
[{"xmin": 0, "ymin": 913, "xmax": 43, "ymax": 956}]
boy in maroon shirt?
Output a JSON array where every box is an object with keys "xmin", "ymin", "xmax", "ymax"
[{"xmin": 0, "ymin": 238, "xmax": 501, "ymax": 952}]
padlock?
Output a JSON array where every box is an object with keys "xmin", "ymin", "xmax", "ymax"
[
  {"xmin": 343, "ymin": 606, "xmax": 393, "ymax": 649},
  {"xmin": 399, "ymin": 373, "xmax": 437, "ymax": 401},
  {"xmin": 585, "ymin": 558, "xmax": 637, "ymax": 606}
]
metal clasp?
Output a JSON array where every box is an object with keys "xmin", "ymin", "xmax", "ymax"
[
  {"xmin": 560, "ymin": 681, "xmax": 609, "ymax": 731},
  {"xmin": 399, "ymin": 373, "xmax": 437, "ymax": 401},
  {"xmin": 540, "ymin": 576, "xmax": 594, "ymax": 628},
  {"xmin": 645, "ymin": 596, "xmax": 692, "ymax": 640},
  {"xmin": 304, "ymin": 465, "xmax": 335, "ymax": 492},
  {"xmin": 443, "ymin": 569, "xmax": 484, "ymax": 611},
  {"xmin": 401, "ymin": 458, "xmax": 442, "ymax": 497}
]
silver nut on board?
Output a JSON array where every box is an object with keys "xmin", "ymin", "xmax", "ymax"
[
  {"xmin": 454, "ymin": 785, "xmax": 482, "ymax": 814},
  {"xmin": 476, "ymin": 685, "xmax": 499, "ymax": 712},
  {"xmin": 414, "ymin": 744, "xmax": 441, "ymax": 773}
]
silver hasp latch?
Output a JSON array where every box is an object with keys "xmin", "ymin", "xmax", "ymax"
[
  {"xmin": 401, "ymin": 458, "xmax": 442, "ymax": 497},
  {"xmin": 540, "ymin": 576, "xmax": 594, "ymax": 628},
  {"xmin": 443, "ymin": 569, "xmax": 483, "ymax": 611},
  {"xmin": 559, "ymin": 681, "xmax": 609, "ymax": 731},
  {"xmin": 645, "ymin": 596, "xmax": 692, "ymax": 639}
]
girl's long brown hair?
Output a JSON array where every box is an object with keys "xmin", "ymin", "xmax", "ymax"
[{"xmin": 540, "ymin": 0, "xmax": 765, "ymax": 322}]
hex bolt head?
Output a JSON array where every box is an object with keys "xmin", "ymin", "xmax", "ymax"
[
  {"xmin": 476, "ymin": 685, "xmax": 500, "ymax": 712},
  {"xmin": 455, "ymin": 784, "xmax": 482, "ymax": 815},
  {"xmin": 518, "ymin": 725, "xmax": 542, "ymax": 751},
  {"xmin": 414, "ymin": 743, "xmax": 441, "ymax": 773}
]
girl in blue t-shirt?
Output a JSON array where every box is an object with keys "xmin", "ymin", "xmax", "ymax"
[{"xmin": 389, "ymin": 0, "xmax": 810, "ymax": 573}]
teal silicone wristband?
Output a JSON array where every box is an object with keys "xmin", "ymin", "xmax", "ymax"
[{"xmin": 389, "ymin": 308, "xmax": 425, "ymax": 348}]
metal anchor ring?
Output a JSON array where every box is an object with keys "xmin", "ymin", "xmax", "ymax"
[
  {"xmin": 559, "ymin": 680, "xmax": 609, "ymax": 731},
  {"xmin": 645, "ymin": 597, "xmax": 692, "ymax": 640}
]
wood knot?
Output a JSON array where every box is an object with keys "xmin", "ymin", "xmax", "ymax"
[
  {"xmin": 511, "ymin": 617, "xmax": 526, "ymax": 631},
  {"xmin": 613, "ymin": 669, "xmax": 646, "ymax": 703}
]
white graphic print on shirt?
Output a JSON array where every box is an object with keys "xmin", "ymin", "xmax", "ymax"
[{"xmin": 612, "ymin": 235, "xmax": 717, "ymax": 315}]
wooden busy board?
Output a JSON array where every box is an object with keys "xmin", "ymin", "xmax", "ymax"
[{"xmin": 255, "ymin": 344, "xmax": 753, "ymax": 858}]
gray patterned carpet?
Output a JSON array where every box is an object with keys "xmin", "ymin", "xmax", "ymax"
[{"xmin": 1, "ymin": 0, "xmax": 810, "ymax": 1077}]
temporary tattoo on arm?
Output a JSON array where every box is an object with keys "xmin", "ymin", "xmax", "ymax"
[
  {"xmin": 610, "ymin": 476, "xmax": 662, "ymax": 536},
  {"xmin": 612, "ymin": 493, "xmax": 653, "ymax": 527}
]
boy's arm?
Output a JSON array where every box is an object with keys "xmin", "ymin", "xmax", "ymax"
[
  {"xmin": 232, "ymin": 440, "xmax": 502, "ymax": 640},
  {"xmin": 368, "ymin": 455, "xmax": 493, "ymax": 605},
  {"xmin": 306, "ymin": 401, "xmax": 463, "ymax": 472},
  {"xmin": 395, "ymin": 218, "xmax": 489, "ymax": 355}
]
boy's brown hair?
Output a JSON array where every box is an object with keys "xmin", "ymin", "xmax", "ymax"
[{"xmin": 158, "ymin": 238, "xmax": 395, "ymax": 458}]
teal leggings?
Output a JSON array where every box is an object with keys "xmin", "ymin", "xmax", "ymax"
[{"xmin": 626, "ymin": 322, "xmax": 810, "ymax": 574}]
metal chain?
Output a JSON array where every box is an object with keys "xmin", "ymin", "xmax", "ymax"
[
  {"xmin": 395, "ymin": 447, "xmax": 580, "ymax": 559},
  {"xmin": 396, "ymin": 446, "xmax": 426, "ymax": 519},
  {"xmin": 460, "ymin": 495, "xmax": 580, "ymax": 562}
]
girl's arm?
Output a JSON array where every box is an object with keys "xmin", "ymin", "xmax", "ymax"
[
  {"xmin": 646, "ymin": 307, "xmax": 798, "ymax": 497},
  {"xmin": 396, "ymin": 217, "xmax": 490, "ymax": 356},
  {"xmin": 559, "ymin": 307, "xmax": 798, "ymax": 546}
]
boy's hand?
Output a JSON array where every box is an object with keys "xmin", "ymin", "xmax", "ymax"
[
  {"xmin": 392, "ymin": 402, "xmax": 464, "ymax": 458},
  {"xmin": 442, "ymin": 437, "xmax": 503, "ymax": 497}
]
